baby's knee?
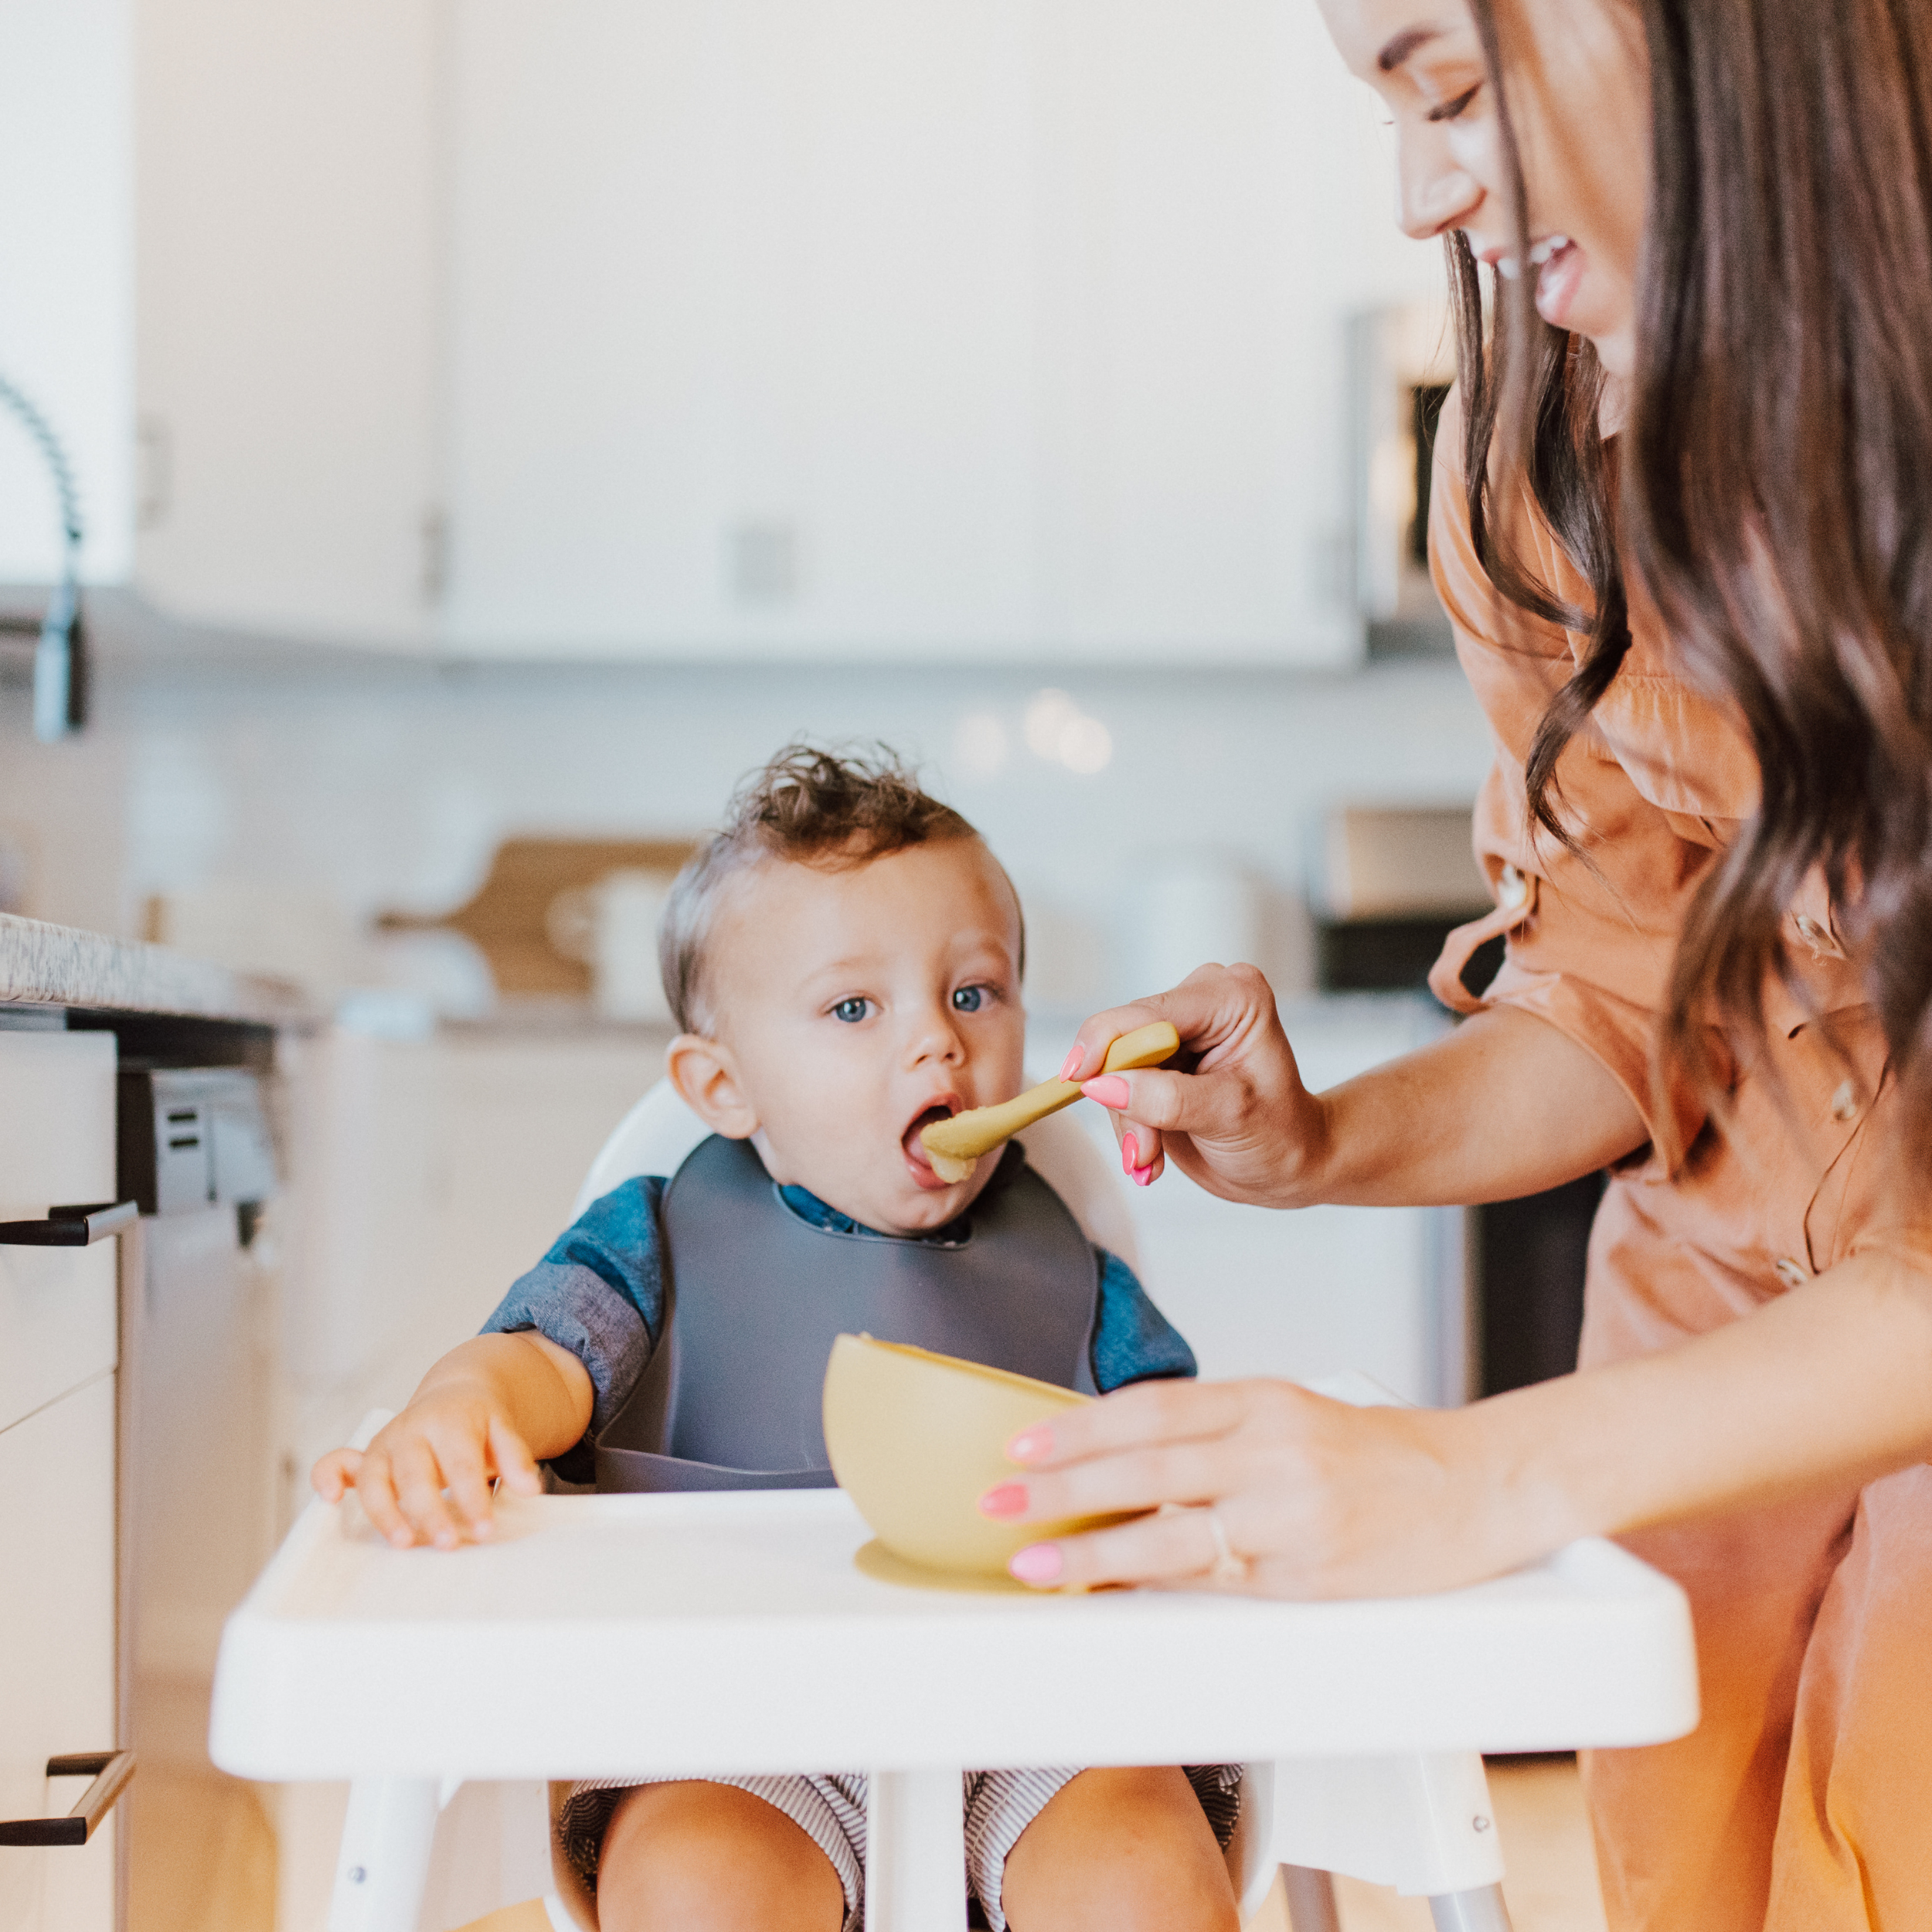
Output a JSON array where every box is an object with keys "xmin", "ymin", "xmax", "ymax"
[
  {"xmin": 1002, "ymin": 1767, "xmax": 1240, "ymax": 1932},
  {"xmin": 593, "ymin": 1781, "xmax": 845, "ymax": 1932}
]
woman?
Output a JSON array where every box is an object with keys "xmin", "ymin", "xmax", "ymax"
[{"xmin": 978, "ymin": 2, "xmax": 1932, "ymax": 1926}]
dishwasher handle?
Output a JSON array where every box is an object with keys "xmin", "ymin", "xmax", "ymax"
[
  {"xmin": 0, "ymin": 1201, "xmax": 138, "ymax": 1247},
  {"xmin": 0, "ymin": 1750, "xmax": 137, "ymax": 1845}
]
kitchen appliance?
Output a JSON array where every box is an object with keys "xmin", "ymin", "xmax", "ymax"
[{"xmin": 1350, "ymin": 303, "xmax": 1458, "ymax": 660}]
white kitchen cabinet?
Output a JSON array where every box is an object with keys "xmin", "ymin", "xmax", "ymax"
[
  {"xmin": 0, "ymin": 1029, "xmax": 123, "ymax": 1932},
  {"xmin": 131, "ymin": 0, "xmax": 442, "ymax": 646},
  {"xmin": 0, "ymin": 0, "xmax": 134, "ymax": 588},
  {"xmin": 117, "ymin": 0, "xmax": 1436, "ymax": 658},
  {"xmin": 0, "ymin": 1033, "xmax": 117, "ymax": 1431},
  {"xmin": 282, "ymin": 1024, "xmax": 668, "ymax": 1467},
  {"xmin": 0, "ymin": 1378, "xmax": 120, "ymax": 1932},
  {"xmin": 443, "ymin": 0, "xmax": 1433, "ymax": 663}
]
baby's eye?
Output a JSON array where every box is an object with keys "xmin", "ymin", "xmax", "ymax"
[
  {"xmin": 952, "ymin": 985, "xmax": 991, "ymax": 1013},
  {"xmin": 831, "ymin": 997, "xmax": 872, "ymax": 1024}
]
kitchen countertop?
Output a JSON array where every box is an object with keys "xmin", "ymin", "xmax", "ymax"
[{"xmin": 0, "ymin": 910, "xmax": 319, "ymax": 1026}]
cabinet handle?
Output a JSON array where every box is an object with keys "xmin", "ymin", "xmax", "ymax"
[
  {"xmin": 0, "ymin": 1201, "xmax": 138, "ymax": 1247},
  {"xmin": 0, "ymin": 1750, "xmax": 136, "ymax": 1845}
]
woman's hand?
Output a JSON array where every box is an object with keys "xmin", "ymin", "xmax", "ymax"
[
  {"xmin": 979, "ymin": 1378, "xmax": 1571, "ymax": 1599},
  {"xmin": 1063, "ymin": 970, "xmax": 1649, "ymax": 1209},
  {"xmin": 1060, "ymin": 965, "xmax": 1331, "ymax": 1206}
]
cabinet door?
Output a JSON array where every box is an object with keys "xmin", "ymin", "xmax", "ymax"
[
  {"xmin": 132, "ymin": 0, "xmax": 441, "ymax": 646},
  {"xmin": 1030, "ymin": 0, "xmax": 1412, "ymax": 662},
  {"xmin": 0, "ymin": 0, "xmax": 134, "ymax": 587},
  {"xmin": 442, "ymin": 0, "xmax": 1041, "ymax": 658},
  {"xmin": 0, "ymin": 1374, "xmax": 119, "ymax": 1932},
  {"xmin": 0, "ymin": 1032, "xmax": 117, "ymax": 1434},
  {"xmin": 439, "ymin": 0, "xmax": 1437, "ymax": 663}
]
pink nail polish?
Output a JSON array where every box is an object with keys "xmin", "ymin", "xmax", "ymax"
[
  {"xmin": 1010, "ymin": 1544, "xmax": 1064, "ymax": 1586},
  {"xmin": 1121, "ymin": 1134, "xmax": 1139, "ymax": 1175},
  {"xmin": 1081, "ymin": 1075, "xmax": 1131, "ymax": 1109},
  {"xmin": 1134, "ymin": 1164, "xmax": 1154, "ymax": 1188},
  {"xmin": 1058, "ymin": 1046, "xmax": 1083, "ymax": 1082},
  {"xmin": 980, "ymin": 1481, "xmax": 1029, "ymax": 1519},
  {"xmin": 1007, "ymin": 1427, "xmax": 1052, "ymax": 1463}
]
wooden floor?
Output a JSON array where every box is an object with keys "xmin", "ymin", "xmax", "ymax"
[
  {"xmin": 126, "ymin": 1764, "xmax": 277, "ymax": 1932},
  {"xmin": 152, "ymin": 1757, "xmax": 1603, "ymax": 1931}
]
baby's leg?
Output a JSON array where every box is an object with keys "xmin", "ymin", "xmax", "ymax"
[
  {"xmin": 998, "ymin": 1767, "xmax": 1240, "ymax": 1932},
  {"xmin": 594, "ymin": 1781, "xmax": 846, "ymax": 1932}
]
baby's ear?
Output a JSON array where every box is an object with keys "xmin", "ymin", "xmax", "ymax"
[{"xmin": 665, "ymin": 1033, "xmax": 759, "ymax": 1139}]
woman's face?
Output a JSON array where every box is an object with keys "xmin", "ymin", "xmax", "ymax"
[{"xmin": 1319, "ymin": 0, "xmax": 1648, "ymax": 376}]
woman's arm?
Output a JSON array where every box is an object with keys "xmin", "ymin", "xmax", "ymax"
[
  {"xmin": 1065, "ymin": 964, "xmax": 1648, "ymax": 1209},
  {"xmin": 983, "ymin": 1249, "xmax": 1932, "ymax": 1596}
]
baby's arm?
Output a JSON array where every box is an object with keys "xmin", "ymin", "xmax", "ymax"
[{"xmin": 311, "ymin": 1331, "xmax": 593, "ymax": 1549}]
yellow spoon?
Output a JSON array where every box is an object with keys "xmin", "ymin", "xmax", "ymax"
[{"xmin": 920, "ymin": 1021, "xmax": 1181, "ymax": 1183}]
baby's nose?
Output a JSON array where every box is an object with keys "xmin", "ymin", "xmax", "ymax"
[{"xmin": 906, "ymin": 1010, "xmax": 966, "ymax": 1063}]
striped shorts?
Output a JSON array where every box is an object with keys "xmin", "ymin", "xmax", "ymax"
[{"xmin": 559, "ymin": 1764, "xmax": 1242, "ymax": 1932}]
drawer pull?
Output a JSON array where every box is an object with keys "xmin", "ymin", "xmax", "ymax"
[
  {"xmin": 0, "ymin": 1201, "xmax": 138, "ymax": 1247},
  {"xmin": 0, "ymin": 1750, "xmax": 136, "ymax": 1845}
]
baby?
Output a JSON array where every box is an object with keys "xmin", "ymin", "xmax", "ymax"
[{"xmin": 314, "ymin": 746, "xmax": 1240, "ymax": 1932}]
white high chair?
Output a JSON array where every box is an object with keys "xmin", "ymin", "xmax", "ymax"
[
  {"xmin": 529, "ymin": 1083, "xmax": 1518, "ymax": 1932},
  {"xmin": 223, "ymin": 1080, "xmax": 1699, "ymax": 1932}
]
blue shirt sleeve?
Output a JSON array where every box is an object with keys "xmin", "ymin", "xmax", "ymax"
[
  {"xmin": 480, "ymin": 1176, "xmax": 668, "ymax": 1476},
  {"xmin": 1089, "ymin": 1246, "xmax": 1197, "ymax": 1392}
]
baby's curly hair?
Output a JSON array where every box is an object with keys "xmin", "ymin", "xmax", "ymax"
[{"xmin": 658, "ymin": 742, "xmax": 1021, "ymax": 1033}]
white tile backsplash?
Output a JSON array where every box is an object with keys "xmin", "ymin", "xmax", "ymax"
[{"xmin": 0, "ymin": 641, "xmax": 1494, "ymax": 1009}]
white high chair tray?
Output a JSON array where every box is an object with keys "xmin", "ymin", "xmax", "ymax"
[{"xmin": 210, "ymin": 1485, "xmax": 1695, "ymax": 1782}]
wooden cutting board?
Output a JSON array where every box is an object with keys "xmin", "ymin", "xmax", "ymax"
[{"xmin": 376, "ymin": 836, "xmax": 697, "ymax": 998}]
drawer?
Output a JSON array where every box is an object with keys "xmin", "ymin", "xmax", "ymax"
[
  {"xmin": 0, "ymin": 1034, "xmax": 119, "ymax": 1435},
  {"xmin": 0, "ymin": 1372, "xmax": 118, "ymax": 1932}
]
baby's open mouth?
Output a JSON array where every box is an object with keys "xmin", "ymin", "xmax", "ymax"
[{"xmin": 902, "ymin": 1101, "xmax": 959, "ymax": 1182}]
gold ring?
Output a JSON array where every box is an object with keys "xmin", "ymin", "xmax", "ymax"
[{"xmin": 1203, "ymin": 1506, "xmax": 1250, "ymax": 1585}]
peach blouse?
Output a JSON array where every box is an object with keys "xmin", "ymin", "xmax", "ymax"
[{"xmin": 1425, "ymin": 410, "xmax": 1913, "ymax": 1352}]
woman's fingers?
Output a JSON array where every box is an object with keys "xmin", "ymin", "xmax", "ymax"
[
  {"xmin": 1114, "ymin": 1122, "xmax": 1165, "ymax": 1188},
  {"xmin": 1065, "ymin": 964, "xmax": 1319, "ymax": 1208},
  {"xmin": 1002, "ymin": 1437, "xmax": 1257, "ymax": 1525},
  {"xmin": 1017, "ymin": 1503, "xmax": 1236, "ymax": 1593},
  {"xmin": 1083, "ymin": 1067, "xmax": 1204, "ymax": 1135},
  {"xmin": 1005, "ymin": 1376, "xmax": 1262, "ymax": 1473},
  {"xmin": 1060, "ymin": 1001, "xmax": 1180, "ymax": 1083}
]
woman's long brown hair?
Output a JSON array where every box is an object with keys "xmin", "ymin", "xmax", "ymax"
[
  {"xmin": 1468, "ymin": 0, "xmax": 1932, "ymax": 1185},
  {"xmin": 1449, "ymin": 3, "xmax": 1629, "ymax": 857}
]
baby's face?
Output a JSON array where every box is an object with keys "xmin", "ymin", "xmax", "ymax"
[{"xmin": 699, "ymin": 838, "xmax": 1027, "ymax": 1234}]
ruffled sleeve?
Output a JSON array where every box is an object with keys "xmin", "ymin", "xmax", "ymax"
[{"xmin": 1426, "ymin": 392, "xmax": 1757, "ymax": 1167}]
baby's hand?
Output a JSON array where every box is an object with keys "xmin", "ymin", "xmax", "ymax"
[{"xmin": 311, "ymin": 1383, "xmax": 543, "ymax": 1550}]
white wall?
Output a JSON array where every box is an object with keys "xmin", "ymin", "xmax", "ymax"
[{"xmin": 0, "ymin": 631, "xmax": 1494, "ymax": 1011}]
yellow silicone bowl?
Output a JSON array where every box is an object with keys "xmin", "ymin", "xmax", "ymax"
[{"xmin": 821, "ymin": 1332, "xmax": 1112, "ymax": 1578}]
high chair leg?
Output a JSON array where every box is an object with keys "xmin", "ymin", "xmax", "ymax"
[
  {"xmin": 1281, "ymin": 1866, "xmax": 1342, "ymax": 1932},
  {"xmin": 1428, "ymin": 1885, "xmax": 1512, "ymax": 1931},
  {"xmin": 863, "ymin": 1767, "xmax": 967, "ymax": 1932},
  {"xmin": 328, "ymin": 1776, "xmax": 440, "ymax": 1932}
]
